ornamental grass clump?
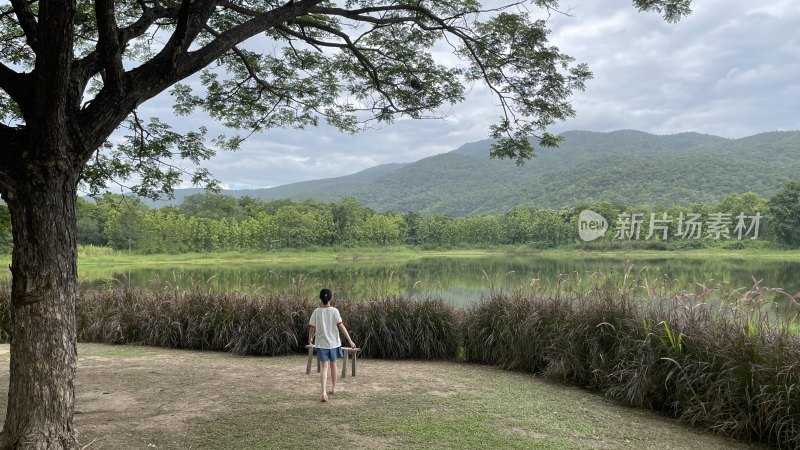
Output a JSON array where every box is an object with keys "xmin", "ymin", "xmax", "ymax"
[
  {"xmin": 462, "ymin": 272, "xmax": 800, "ymax": 448},
  {"xmin": 341, "ymin": 296, "xmax": 460, "ymax": 360},
  {"xmin": 75, "ymin": 287, "xmax": 317, "ymax": 355},
  {"xmin": 4, "ymin": 286, "xmax": 459, "ymax": 360}
]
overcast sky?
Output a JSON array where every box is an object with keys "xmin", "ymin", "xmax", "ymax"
[{"xmin": 134, "ymin": 0, "xmax": 800, "ymax": 190}]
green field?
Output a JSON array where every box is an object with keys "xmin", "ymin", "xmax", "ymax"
[{"xmin": 59, "ymin": 246, "xmax": 800, "ymax": 267}]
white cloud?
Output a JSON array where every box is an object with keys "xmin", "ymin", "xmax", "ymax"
[{"xmin": 122, "ymin": 0, "xmax": 799, "ymax": 190}]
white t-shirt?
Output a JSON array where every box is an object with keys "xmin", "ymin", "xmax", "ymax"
[{"xmin": 309, "ymin": 306, "xmax": 343, "ymax": 349}]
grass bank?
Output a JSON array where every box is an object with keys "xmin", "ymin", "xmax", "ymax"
[
  {"xmin": 70, "ymin": 247, "xmax": 499, "ymax": 268},
  {"xmin": 52, "ymin": 245, "xmax": 800, "ymax": 268},
  {"xmin": 1, "ymin": 245, "xmax": 799, "ymax": 271},
  {"xmin": 0, "ymin": 344, "xmax": 764, "ymax": 449}
]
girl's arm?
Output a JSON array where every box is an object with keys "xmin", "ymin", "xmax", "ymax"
[{"xmin": 337, "ymin": 322, "xmax": 355, "ymax": 347}]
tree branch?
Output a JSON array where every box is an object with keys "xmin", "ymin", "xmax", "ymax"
[
  {"xmin": 204, "ymin": 25, "xmax": 345, "ymax": 126},
  {"xmin": 311, "ymin": 5, "xmax": 476, "ymax": 41},
  {"xmin": 306, "ymin": 3, "xmax": 529, "ymax": 135},
  {"xmin": 72, "ymin": 2, "xmax": 180, "ymax": 110},
  {"xmin": 277, "ymin": 21, "xmax": 398, "ymax": 107},
  {"xmin": 319, "ymin": 5, "xmax": 517, "ymax": 130},
  {"xmin": 179, "ymin": 0, "xmax": 324, "ymax": 77},
  {"xmin": 79, "ymin": 0, "xmax": 324, "ymax": 156},
  {"xmin": 29, "ymin": 0, "xmax": 76, "ymax": 128},
  {"xmin": 9, "ymin": 0, "xmax": 38, "ymax": 52},
  {"xmin": 94, "ymin": 0, "xmax": 124, "ymax": 91},
  {"xmin": 161, "ymin": 0, "xmax": 219, "ymax": 64},
  {"xmin": 0, "ymin": 62, "xmax": 26, "ymax": 104},
  {"xmin": 0, "ymin": 1, "xmax": 35, "ymax": 22},
  {"xmin": 76, "ymin": 0, "xmax": 539, "ymax": 163},
  {"xmin": 217, "ymin": 0, "xmax": 260, "ymax": 17}
]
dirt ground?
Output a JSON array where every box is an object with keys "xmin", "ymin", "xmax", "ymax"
[{"xmin": 0, "ymin": 344, "xmax": 767, "ymax": 449}]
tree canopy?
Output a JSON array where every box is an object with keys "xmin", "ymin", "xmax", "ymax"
[{"xmin": 0, "ymin": 0, "xmax": 691, "ymax": 197}]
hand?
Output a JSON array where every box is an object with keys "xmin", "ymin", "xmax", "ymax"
[{"xmin": 348, "ymin": 340, "xmax": 355, "ymax": 348}]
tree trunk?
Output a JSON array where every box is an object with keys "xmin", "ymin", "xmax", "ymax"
[{"xmin": 0, "ymin": 162, "xmax": 79, "ymax": 449}]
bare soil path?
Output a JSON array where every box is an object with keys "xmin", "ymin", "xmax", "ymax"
[{"xmin": 0, "ymin": 344, "xmax": 765, "ymax": 449}]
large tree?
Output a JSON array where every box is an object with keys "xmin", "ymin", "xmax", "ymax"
[{"xmin": 0, "ymin": 0, "xmax": 690, "ymax": 447}]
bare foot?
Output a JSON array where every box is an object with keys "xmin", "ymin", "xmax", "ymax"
[
  {"xmin": 330, "ymin": 388, "xmax": 337, "ymax": 395},
  {"xmin": 321, "ymin": 395, "xmax": 328, "ymax": 402}
]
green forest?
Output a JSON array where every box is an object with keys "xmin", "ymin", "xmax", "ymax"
[
  {"xmin": 0, "ymin": 181, "xmax": 790, "ymax": 255},
  {"xmin": 145, "ymin": 130, "xmax": 800, "ymax": 216}
]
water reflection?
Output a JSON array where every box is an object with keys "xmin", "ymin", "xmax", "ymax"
[{"xmin": 55, "ymin": 255, "xmax": 800, "ymax": 307}]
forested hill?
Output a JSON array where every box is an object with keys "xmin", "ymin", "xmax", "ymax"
[{"xmin": 145, "ymin": 130, "xmax": 800, "ymax": 216}]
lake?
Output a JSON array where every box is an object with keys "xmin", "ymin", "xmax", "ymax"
[{"xmin": 66, "ymin": 253, "xmax": 800, "ymax": 308}]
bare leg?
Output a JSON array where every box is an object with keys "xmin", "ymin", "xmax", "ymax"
[
  {"xmin": 330, "ymin": 360, "xmax": 338, "ymax": 395},
  {"xmin": 320, "ymin": 360, "xmax": 329, "ymax": 402}
]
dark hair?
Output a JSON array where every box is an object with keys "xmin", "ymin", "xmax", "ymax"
[{"xmin": 319, "ymin": 288, "xmax": 332, "ymax": 304}]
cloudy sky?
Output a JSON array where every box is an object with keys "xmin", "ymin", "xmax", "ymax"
[{"xmin": 135, "ymin": 0, "xmax": 800, "ymax": 190}]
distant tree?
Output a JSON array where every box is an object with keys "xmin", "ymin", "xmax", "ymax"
[
  {"xmin": 104, "ymin": 199, "xmax": 147, "ymax": 251},
  {"xmin": 501, "ymin": 207, "xmax": 537, "ymax": 244},
  {"xmin": 237, "ymin": 195, "xmax": 267, "ymax": 217},
  {"xmin": 715, "ymin": 192, "xmax": 772, "ymax": 240},
  {"xmin": 332, "ymin": 196, "xmax": 371, "ymax": 245},
  {"xmin": 716, "ymin": 192, "xmax": 769, "ymax": 216},
  {"xmin": 261, "ymin": 199, "xmax": 296, "ymax": 215},
  {"xmin": 769, "ymin": 182, "xmax": 800, "ymax": 248},
  {"xmin": 179, "ymin": 192, "xmax": 246, "ymax": 220},
  {"xmin": 403, "ymin": 211, "xmax": 423, "ymax": 246},
  {"xmin": 417, "ymin": 214, "xmax": 455, "ymax": 247},
  {"xmin": 76, "ymin": 197, "xmax": 108, "ymax": 246},
  {"xmin": 529, "ymin": 209, "xmax": 572, "ymax": 247},
  {"xmin": 360, "ymin": 213, "xmax": 405, "ymax": 246},
  {"xmin": 454, "ymin": 215, "xmax": 503, "ymax": 245},
  {"xmin": 273, "ymin": 205, "xmax": 333, "ymax": 248}
]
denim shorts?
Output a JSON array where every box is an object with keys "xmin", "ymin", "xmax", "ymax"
[{"xmin": 317, "ymin": 347, "xmax": 344, "ymax": 362}]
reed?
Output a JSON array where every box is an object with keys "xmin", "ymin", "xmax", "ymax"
[
  {"xmin": 462, "ymin": 276, "xmax": 800, "ymax": 449},
  {"xmin": 340, "ymin": 296, "xmax": 460, "ymax": 359}
]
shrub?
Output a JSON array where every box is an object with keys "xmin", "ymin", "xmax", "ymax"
[
  {"xmin": 76, "ymin": 288, "xmax": 317, "ymax": 355},
  {"xmin": 0, "ymin": 287, "xmax": 459, "ymax": 360},
  {"xmin": 341, "ymin": 296, "xmax": 460, "ymax": 359}
]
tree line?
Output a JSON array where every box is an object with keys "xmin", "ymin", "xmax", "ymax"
[
  {"xmin": 52, "ymin": 182, "xmax": 798, "ymax": 251},
  {"xmin": 0, "ymin": 182, "xmax": 795, "ymax": 254}
]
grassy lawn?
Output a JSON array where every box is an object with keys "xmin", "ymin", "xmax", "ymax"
[
  {"xmin": 0, "ymin": 246, "xmax": 797, "ymax": 271},
  {"xmin": 70, "ymin": 247, "xmax": 499, "ymax": 268},
  {"xmin": 0, "ymin": 344, "xmax": 765, "ymax": 449},
  {"xmin": 0, "ymin": 246, "xmax": 789, "ymax": 269}
]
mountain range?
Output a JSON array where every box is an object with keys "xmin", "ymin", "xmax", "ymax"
[{"xmin": 143, "ymin": 129, "xmax": 800, "ymax": 216}]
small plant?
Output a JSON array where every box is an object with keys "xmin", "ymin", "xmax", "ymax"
[
  {"xmin": 658, "ymin": 321, "xmax": 683, "ymax": 356},
  {"xmin": 77, "ymin": 245, "xmax": 115, "ymax": 257}
]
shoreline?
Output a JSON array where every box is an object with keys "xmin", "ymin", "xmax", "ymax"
[{"xmin": 64, "ymin": 246, "xmax": 800, "ymax": 267}]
